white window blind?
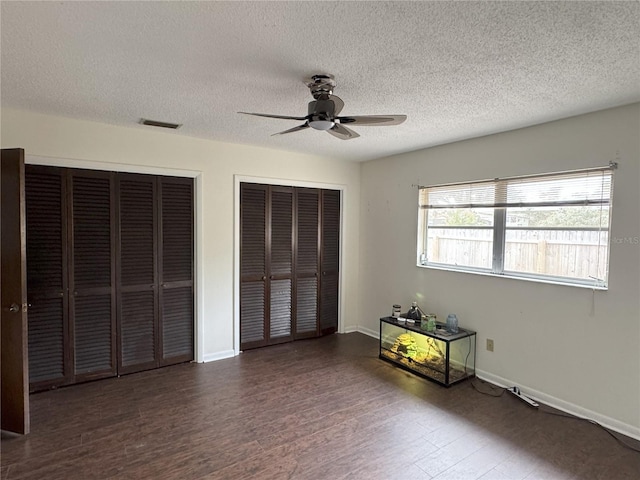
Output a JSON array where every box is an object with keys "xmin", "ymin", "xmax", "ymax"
[{"xmin": 417, "ymin": 166, "xmax": 614, "ymax": 288}]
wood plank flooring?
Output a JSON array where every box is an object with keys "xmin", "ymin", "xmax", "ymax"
[{"xmin": 1, "ymin": 332, "xmax": 639, "ymax": 479}]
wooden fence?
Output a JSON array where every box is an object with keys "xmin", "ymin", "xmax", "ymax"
[{"xmin": 427, "ymin": 229, "xmax": 608, "ymax": 279}]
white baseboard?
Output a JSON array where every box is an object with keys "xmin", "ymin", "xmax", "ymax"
[
  {"xmin": 355, "ymin": 325, "xmax": 379, "ymax": 339},
  {"xmin": 202, "ymin": 350, "xmax": 236, "ymax": 363},
  {"xmin": 343, "ymin": 325, "xmax": 359, "ymax": 334},
  {"xmin": 476, "ymin": 369, "xmax": 640, "ymax": 442}
]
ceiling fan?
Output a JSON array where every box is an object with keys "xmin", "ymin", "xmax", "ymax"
[{"xmin": 239, "ymin": 74, "xmax": 407, "ymax": 140}]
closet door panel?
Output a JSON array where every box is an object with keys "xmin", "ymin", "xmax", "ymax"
[
  {"xmin": 117, "ymin": 175, "xmax": 158, "ymax": 373},
  {"xmin": 240, "ymin": 281, "xmax": 266, "ymax": 347},
  {"xmin": 294, "ymin": 189, "xmax": 319, "ymax": 339},
  {"xmin": 25, "ymin": 166, "xmax": 69, "ymax": 390},
  {"xmin": 71, "ymin": 172, "xmax": 116, "ymax": 381},
  {"xmin": 320, "ymin": 190, "xmax": 340, "ymax": 335},
  {"xmin": 268, "ymin": 188, "xmax": 293, "ymax": 344},
  {"xmin": 119, "ymin": 178, "xmax": 155, "ymax": 286},
  {"xmin": 161, "ymin": 286, "xmax": 193, "ymax": 360},
  {"xmin": 160, "ymin": 180, "xmax": 193, "ymax": 282},
  {"xmin": 295, "ymin": 277, "xmax": 317, "ymax": 335},
  {"xmin": 72, "ymin": 174, "xmax": 112, "ymax": 289},
  {"xmin": 27, "ymin": 298, "xmax": 65, "ymax": 386},
  {"xmin": 159, "ymin": 178, "xmax": 194, "ymax": 364},
  {"xmin": 74, "ymin": 294, "xmax": 113, "ymax": 375},
  {"xmin": 241, "ymin": 185, "xmax": 267, "ymax": 278},
  {"xmin": 121, "ymin": 290, "xmax": 156, "ymax": 367},
  {"xmin": 269, "ymin": 278, "xmax": 291, "ymax": 340},
  {"xmin": 240, "ymin": 184, "xmax": 268, "ymax": 349},
  {"xmin": 270, "ymin": 189, "xmax": 293, "ymax": 277}
]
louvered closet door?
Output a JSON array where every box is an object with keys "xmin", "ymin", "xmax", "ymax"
[
  {"xmin": 268, "ymin": 187, "xmax": 293, "ymax": 344},
  {"xmin": 117, "ymin": 174, "xmax": 158, "ymax": 373},
  {"xmin": 159, "ymin": 177, "xmax": 194, "ymax": 365},
  {"xmin": 294, "ymin": 188, "xmax": 320, "ymax": 339},
  {"xmin": 70, "ymin": 171, "xmax": 116, "ymax": 382},
  {"xmin": 240, "ymin": 184, "xmax": 268, "ymax": 350},
  {"xmin": 25, "ymin": 166, "xmax": 69, "ymax": 391},
  {"xmin": 319, "ymin": 190, "xmax": 340, "ymax": 335}
]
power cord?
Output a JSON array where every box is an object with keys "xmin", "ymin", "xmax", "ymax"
[
  {"xmin": 469, "ymin": 378, "xmax": 640, "ymax": 453},
  {"xmin": 537, "ymin": 405, "xmax": 640, "ymax": 453},
  {"xmin": 470, "ymin": 376, "xmax": 505, "ymax": 397}
]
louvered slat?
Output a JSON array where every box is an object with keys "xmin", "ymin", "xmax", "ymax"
[
  {"xmin": 296, "ymin": 277, "xmax": 317, "ymax": 333},
  {"xmin": 270, "ymin": 279, "xmax": 291, "ymax": 338},
  {"xmin": 162, "ymin": 181, "xmax": 193, "ymax": 283},
  {"xmin": 28, "ymin": 298, "xmax": 65, "ymax": 383},
  {"xmin": 121, "ymin": 291, "xmax": 155, "ymax": 366},
  {"xmin": 25, "ymin": 169, "xmax": 64, "ymax": 290},
  {"xmin": 120, "ymin": 178, "xmax": 155, "ymax": 286},
  {"xmin": 240, "ymin": 282, "xmax": 265, "ymax": 344},
  {"xmin": 296, "ymin": 190, "xmax": 319, "ymax": 273},
  {"xmin": 73, "ymin": 176, "xmax": 111, "ymax": 288},
  {"xmin": 74, "ymin": 295, "xmax": 112, "ymax": 374},
  {"xmin": 241, "ymin": 186, "xmax": 266, "ymax": 278},
  {"xmin": 270, "ymin": 190, "xmax": 292, "ymax": 276},
  {"xmin": 162, "ymin": 287, "xmax": 193, "ymax": 359}
]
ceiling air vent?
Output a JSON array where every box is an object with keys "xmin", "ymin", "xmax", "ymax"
[{"xmin": 139, "ymin": 118, "xmax": 182, "ymax": 129}]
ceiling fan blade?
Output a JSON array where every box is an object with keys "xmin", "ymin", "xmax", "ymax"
[
  {"xmin": 272, "ymin": 123, "xmax": 310, "ymax": 136},
  {"xmin": 238, "ymin": 112, "xmax": 308, "ymax": 121},
  {"xmin": 327, "ymin": 123, "xmax": 360, "ymax": 140},
  {"xmin": 337, "ymin": 115, "xmax": 407, "ymax": 126},
  {"xmin": 329, "ymin": 95, "xmax": 344, "ymax": 115}
]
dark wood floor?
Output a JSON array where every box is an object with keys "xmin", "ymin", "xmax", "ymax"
[{"xmin": 1, "ymin": 333, "xmax": 639, "ymax": 479}]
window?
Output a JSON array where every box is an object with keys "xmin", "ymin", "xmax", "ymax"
[{"xmin": 417, "ymin": 166, "xmax": 614, "ymax": 288}]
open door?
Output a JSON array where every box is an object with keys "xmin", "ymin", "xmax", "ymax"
[{"xmin": 1, "ymin": 148, "xmax": 30, "ymax": 434}]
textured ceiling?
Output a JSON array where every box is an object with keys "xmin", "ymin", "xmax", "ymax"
[{"xmin": 2, "ymin": 1, "xmax": 639, "ymax": 162}]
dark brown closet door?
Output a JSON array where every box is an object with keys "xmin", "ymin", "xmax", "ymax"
[
  {"xmin": 159, "ymin": 177, "xmax": 194, "ymax": 365},
  {"xmin": 2, "ymin": 149, "xmax": 30, "ymax": 434},
  {"xmin": 240, "ymin": 184, "xmax": 268, "ymax": 350},
  {"xmin": 268, "ymin": 187, "xmax": 293, "ymax": 344},
  {"xmin": 117, "ymin": 174, "xmax": 158, "ymax": 374},
  {"xmin": 70, "ymin": 170, "xmax": 116, "ymax": 382},
  {"xmin": 319, "ymin": 189, "xmax": 340, "ymax": 335},
  {"xmin": 294, "ymin": 188, "xmax": 320, "ymax": 339},
  {"xmin": 25, "ymin": 166, "xmax": 69, "ymax": 391}
]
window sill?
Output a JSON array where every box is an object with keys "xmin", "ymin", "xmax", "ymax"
[{"xmin": 417, "ymin": 263, "xmax": 608, "ymax": 290}]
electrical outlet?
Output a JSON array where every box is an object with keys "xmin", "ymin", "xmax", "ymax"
[{"xmin": 486, "ymin": 338, "xmax": 494, "ymax": 352}]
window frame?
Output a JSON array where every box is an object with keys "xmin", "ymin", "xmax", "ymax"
[{"xmin": 417, "ymin": 165, "xmax": 615, "ymax": 289}]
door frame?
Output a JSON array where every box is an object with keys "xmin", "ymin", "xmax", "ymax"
[
  {"xmin": 25, "ymin": 155, "xmax": 204, "ymax": 363},
  {"xmin": 234, "ymin": 175, "xmax": 346, "ymax": 355}
]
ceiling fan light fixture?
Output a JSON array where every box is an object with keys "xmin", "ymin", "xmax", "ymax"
[{"xmin": 309, "ymin": 119, "xmax": 335, "ymax": 131}]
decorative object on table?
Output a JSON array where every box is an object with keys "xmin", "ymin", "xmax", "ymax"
[
  {"xmin": 392, "ymin": 304, "xmax": 402, "ymax": 318},
  {"xmin": 426, "ymin": 314, "xmax": 437, "ymax": 332},
  {"xmin": 405, "ymin": 301, "xmax": 424, "ymax": 321},
  {"xmin": 446, "ymin": 314, "xmax": 459, "ymax": 333}
]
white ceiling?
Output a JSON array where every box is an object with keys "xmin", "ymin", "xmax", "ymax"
[{"xmin": 2, "ymin": 1, "xmax": 639, "ymax": 162}]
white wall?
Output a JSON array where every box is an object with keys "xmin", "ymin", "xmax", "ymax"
[
  {"xmin": 359, "ymin": 104, "xmax": 640, "ymax": 438},
  {"xmin": 1, "ymin": 108, "xmax": 361, "ymax": 362}
]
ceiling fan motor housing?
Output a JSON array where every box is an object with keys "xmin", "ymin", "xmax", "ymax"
[
  {"xmin": 307, "ymin": 74, "xmax": 336, "ymax": 99},
  {"xmin": 308, "ymin": 99, "xmax": 337, "ymax": 130}
]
